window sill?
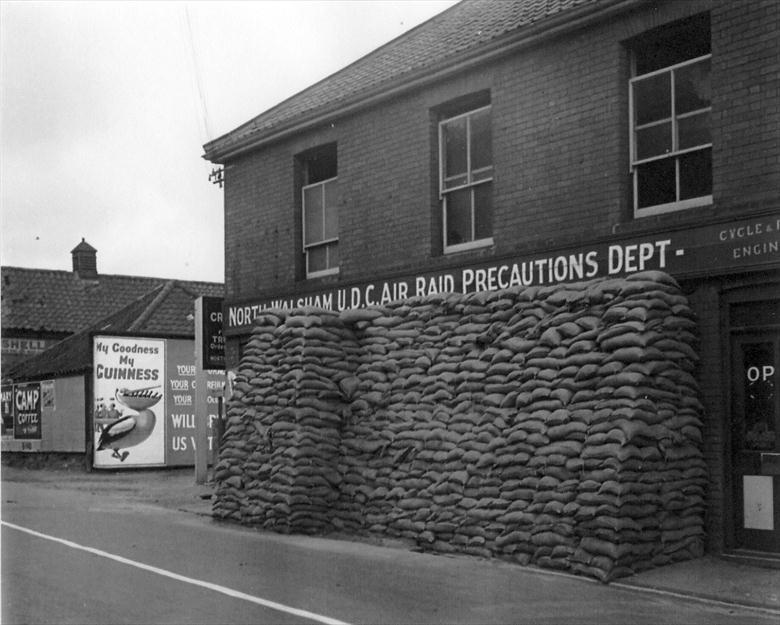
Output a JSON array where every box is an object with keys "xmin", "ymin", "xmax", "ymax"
[
  {"xmin": 613, "ymin": 200, "xmax": 717, "ymax": 238},
  {"xmin": 634, "ymin": 195, "xmax": 713, "ymax": 219},
  {"xmin": 444, "ymin": 237, "xmax": 494, "ymax": 255},
  {"xmin": 306, "ymin": 268, "xmax": 339, "ymax": 280}
]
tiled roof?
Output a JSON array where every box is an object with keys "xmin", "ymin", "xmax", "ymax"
[
  {"xmin": 5, "ymin": 281, "xmax": 217, "ymax": 380},
  {"xmin": 203, "ymin": 0, "xmax": 605, "ymax": 161},
  {"xmin": 1, "ymin": 266, "xmax": 223, "ymax": 334}
]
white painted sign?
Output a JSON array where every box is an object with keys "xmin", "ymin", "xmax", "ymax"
[
  {"xmin": 93, "ymin": 336, "xmax": 166, "ymax": 468},
  {"xmin": 743, "ymin": 475, "xmax": 774, "ymax": 530}
]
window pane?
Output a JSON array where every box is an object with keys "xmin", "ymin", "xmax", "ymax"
[
  {"xmin": 636, "ymin": 122, "xmax": 672, "ymax": 160},
  {"xmin": 323, "ymin": 180, "xmax": 339, "ymax": 240},
  {"xmin": 675, "ymin": 59, "xmax": 711, "ymax": 114},
  {"xmin": 303, "ymin": 186, "xmax": 323, "ymax": 245},
  {"xmin": 634, "ymin": 74, "xmax": 671, "ymax": 125},
  {"xmin": 306, "ymin": 146, "xmax": 337, "ymax": 183},
  {"xmin": 327, "ymin": 242, "xmax": 339, "ymax": 269},
  {"xmin": 679, "ymin": 148, "xmax": 712, "ymax": 200},
  {"xmin": 445, "ymin": 187, "xmax": 472, "ymax": 246},
  {"xmin": 474, "ymin": 183, "xmax": 493, "ymax": 241},
  {"xmin": 636, "ymin": 158, "xmax": 676, "ymax": 208},
  {"xmin": 471, "ymin": 108, "xmax": 492, "ymax": 171},
  {"xmin": 633, "ymin": 13, "xmax": 710, "ymax": 75},
  {"xmin": 678, "ymin": 111, "xmax": 711, "ymax": 150},
  {"xmin": 443, "ymin": 117, "xmax": 468, "ymax": 178},
  {"xmin": 307, "ymin": 245, "xmax": 327, "ymax": 274},
  {"xmin": 740, "ymin": 342, "xmax": 776, "ymax": 451}
]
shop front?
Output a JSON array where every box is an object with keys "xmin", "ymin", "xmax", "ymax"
[{"xmin": 222, "ymin": 211, "xmax": 780, "ymax": 562}]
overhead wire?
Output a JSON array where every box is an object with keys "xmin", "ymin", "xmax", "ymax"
[{"xmin": 182, "ymin": 3, "xmax": 212, "ymax": 144}]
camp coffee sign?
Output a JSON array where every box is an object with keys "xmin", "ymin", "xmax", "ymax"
[{"xmin": 11, "ymin": 382, "xmax": 42, "ymax": 440}]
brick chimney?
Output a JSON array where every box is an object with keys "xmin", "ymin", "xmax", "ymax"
[{"xmin": 71, "ymin": 238, "xmax": 98, "ymax": 279}]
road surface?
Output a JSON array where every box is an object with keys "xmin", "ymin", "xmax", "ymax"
[{"xmin": 2, "ymin": 476, "xmax": 774, "ymax": 624}]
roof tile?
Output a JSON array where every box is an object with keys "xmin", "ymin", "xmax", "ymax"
[
  {"xmin": 204, "ymin": 0, "xmax": 597, "ymax": 158},
  {"xmin": 6, "ymin": 281, "xmax": 220, "ymax": 380},
  {"xmin": 1, "ymin": 266, "xmax": 223, "ymax": 334}
]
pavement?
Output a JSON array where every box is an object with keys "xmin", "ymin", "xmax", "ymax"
[{"xmin": 3, "ymin": 461, "xmax": 780, "ymax": 617}]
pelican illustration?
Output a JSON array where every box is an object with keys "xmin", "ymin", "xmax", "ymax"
[
  {"xmin": 96, "ymin": 385, "xmax": 162, "ymax": 461},
  {"xmin": 96, "ymin": 408, "xmax": 156, "ymax": 461}
]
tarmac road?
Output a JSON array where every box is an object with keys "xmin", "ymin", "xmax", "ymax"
[{"xmin": 1, "ymin": 468, "xmax": 777, "ymax": 625}]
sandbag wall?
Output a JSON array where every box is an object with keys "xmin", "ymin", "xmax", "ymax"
[
  {"xmin": 213, "ymin": 310, "xmax": 361, "ymax": 533},
  {"xmin": 214, "ymin": 272, "xmax": 707, "ymax": 581}
]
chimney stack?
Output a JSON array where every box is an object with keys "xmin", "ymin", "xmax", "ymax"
[{"xmin": 71, "ymin": 238, "xmax": 98, "ymax": 279}]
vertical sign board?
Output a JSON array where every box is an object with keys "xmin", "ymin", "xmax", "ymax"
[
  {"xmin": 13, "ymin": 382, "xmax": 42, "ymax": 440},
  {"xmin": 201, "ymin": 296, "xmax": 225, "ymax": 370},
  {"xmin": 93, "ymin": 336, "xmax": 166, "ymax": 468},
  {"xmin": 1, "ymin": 385, "xmax": 13, "ymax": 438},
  {"xmin": 166, "ymin": 339, "xmax": 223, "ymax": 466},
  {"xmin": 194, "ymin": 297, "xmax": 225, "ymax": 483}
]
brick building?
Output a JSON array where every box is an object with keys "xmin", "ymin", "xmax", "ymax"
[
  {"xmin": 203, "ymin": 1, "xmax": 779, "ymax": 562},
  {"xmin": 2, "ymin": 239, "xmax": 223, "ymax": 374}
]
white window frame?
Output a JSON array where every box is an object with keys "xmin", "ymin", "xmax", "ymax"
[
  {"xmin": 439, "ymin": 105, "xmax": 494, "ymax": 254},
  {"xmin": 302, "ymin": 176, "xmax": 339, "ymax": 278},
  {"xmin": 630, "ymin": 53, "xmax": 713, "ymax": 218}
]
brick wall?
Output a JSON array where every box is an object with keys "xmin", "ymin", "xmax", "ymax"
[
  {"xmin": 226, "ymin": 2, "xmax": 768, "ymax": 304},
  {"xmin": 711, "ymin": 0, "xmax": 780, "ymax": 212}
]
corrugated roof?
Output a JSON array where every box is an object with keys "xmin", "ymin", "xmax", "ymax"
[
  {"xmin": 203, "ymin": 0, "xmax": 608, "ymax": 161},
  {"xmin": 1, "ymin": 266, "xmax": 223, "ymax": 335},
  {"xmin": 5, "ymin": 281, "xmax": 214, "ymax": 381}
]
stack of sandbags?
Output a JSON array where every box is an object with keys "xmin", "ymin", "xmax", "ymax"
[
  {"xmin": 214, "ymin": 271, "xmax": 706, "ymax": 582},
  {"xmin": 213, "ymin": 310, "xmax": 360, "ymax": 534},
  {"xmin": 212, "ymin": 312, "xmax": 287, "ymax": 521}
]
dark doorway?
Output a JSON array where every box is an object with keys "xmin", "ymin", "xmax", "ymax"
[{"xmin": 731, "ymin": 330, "xmax": 780, "ymax": 553}]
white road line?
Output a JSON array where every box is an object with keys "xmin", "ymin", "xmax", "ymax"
[{"xmin": 1, "ymin": 520, "xmax": 351, "ymax": 625}]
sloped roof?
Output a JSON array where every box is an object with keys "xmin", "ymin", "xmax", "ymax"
[
  {"xmin": 5, "ymin": 281, "xmax": 214, "ymax": 381},
  {"xmin": 71, "ymin": 239, "xmax": 97, "ymax": 254},
  {"xmin": 203, "ymin": 0, "xmax": 623, "ymax": 162},
  {"xmin": 1, "ymin": 266, "xmax": 223, "ymax": 335}
]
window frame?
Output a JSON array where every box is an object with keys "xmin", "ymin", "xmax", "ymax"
[
  {"xmin": 438, "ymin": 104, "xmax": 494, "ymax": 254},
  {"xmin": 302, "ymin": 175, "xmax": 339, "ymax": 279},
  {"xmin": 629, "ymin": 52, "xmax": 713, "ymax": 218}
]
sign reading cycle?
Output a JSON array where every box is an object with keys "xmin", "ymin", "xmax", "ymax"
[{"xmin": 226, "ymin": 213, "xmax": 780, "ymax": 333}]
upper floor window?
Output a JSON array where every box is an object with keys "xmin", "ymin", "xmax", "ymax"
[
  {"xmin": 629, "ymin": 13, "xmax": 711, "ymax": 217},
  {"xmin": 301, "ymin": 144, "xmax": 338, "ymax": 278},
  {"xmin": 439, "ymin": 103, "xmax": 493, "ymax": 253}
]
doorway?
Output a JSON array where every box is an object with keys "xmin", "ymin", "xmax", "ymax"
[{"xmin": 731, "ymin": 330, "xmax": 780, "ymax": 553}]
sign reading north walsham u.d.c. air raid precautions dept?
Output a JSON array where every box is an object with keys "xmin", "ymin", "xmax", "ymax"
[{"xmin": 224, "ymin": 213, "xmax": 780, "ymax": 334}]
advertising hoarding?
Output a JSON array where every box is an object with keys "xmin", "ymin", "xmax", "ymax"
[
  {"xmin": 93, "ymin": 336, "xmax": 166, "ymax": 467},
  {"xmin": 13, "ymin": 382, "xmax": 42, "ymax": 440},
  {"xmin": 1, "ymin": 385, "xmax": 13, "ymax": 438},
  {"xmin": 166, "ymin": 339, "xmax": 223, "ymax": 466}
]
